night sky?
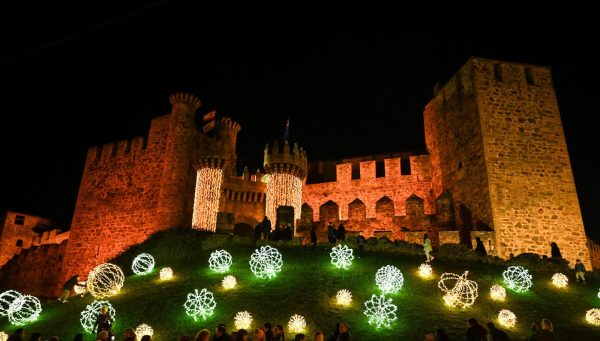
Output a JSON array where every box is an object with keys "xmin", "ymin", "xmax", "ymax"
[{"xmin": 1, "ymin": 2, "xmax": 598, "ymax": 241}]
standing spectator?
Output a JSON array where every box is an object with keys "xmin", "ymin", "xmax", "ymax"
[
  {"xmin": 272, "ymin": 325, "xmax": 285, "ymax": 341},
  {"xmin": 435, "ymin": 329, "xmax": 449, "ymax": 341},
  {"xmin": 357, "ymin": 232, "xmax": 366, "ymax": 258},
  {"xmin": 253, "ymin": 329, "xmax": 265, "ymax": 341},
  {"xmin": 7, "ymin": 329, "xmax": 25, "ymax": 341},
  {"xmin": 327, "ymin": 222, "xmax": 336, "ymax": 244},
  {"xmin": 93, "ymin": 306, "xmax": 113, "ymax": 336},
  {"xmin": 214, "ymin": 324, "xmax": 229, "ymax": 341},
  {"xmin": 194, "ymin": 329, "xmax": 210, "ymax": 341},
  {"xmin": 486, "ymin": 322, "xmax": 508, "ymax": 341},
  {"xmin": 337, "ymin": 322, "xmax": 351, "ymax": 341},
  {"xmin": 575, "ymin": 259, "xmax": 587, "ymax": 283},
  {"xmin": 474, "ymin": 237, "xmax": 487, "ymax": 256},
  {"xmin": 336, "ymin": 223, "xmax": 346, "ymax": 243},
  {"xmin": 550, "ymin": 242, "xmax": 562, "ymax": 259},
  {"xmin": 310, "ymin": 226, "xmax": 317, "ymax": 247},
  {"xmin": 73, "ymin": 334, "xmax": 83, "ymax": 341},
  {"xmin": 328, "ymin": 323, "xmax": 340, "ymax": 341},
  {"xmin": 254, "ymin": 222, "xmax": 263, "ymax": 242},
  {"xmin": 294, "ymin": 334, "xmax": 305, "ymax": 341},
  {"xmin": 123, "ymin": 328, "xmax": 137, "ymax": 341},
  {"xmin": 235, "ymin": 330, "xmax": 248, "ymax": 341},
  {"xmin": 261, "ymin": 216, "xmax": 272, "ymax": 240},
  {"xmin": 263, "ymin": 323, "xmax": 274, "ymax": 341},
  {"xmin": 530, "ymin": 319, "xmax": 554, "ymax": 340},
  {"xmin": 58, "ymin": 274, "xmax": 79, "ymax": 303},
  {"xmin": 466, "ymin": 318, "xmax": 487, "ymax": 341},
  {"xmin": 28, "ymin": 333, "xmax": 41, "ymax": 341},
  {"xmin": 140, "ymin": 336, "xmax": 152, "ymax": 341},
  {"xmin": 312, "ymin": 331, "xmax": 324, "ymax": 341},
  {"xmin": 423, "ymin": 234, "xmax": 434, "ymax": 262}
]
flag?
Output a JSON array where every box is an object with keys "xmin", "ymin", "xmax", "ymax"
[
  {"xmin": 203, "ymin": 110, "xmax": 216, "ymax": 123},
  {"xmin": 283, "ymin": 117, "xmax": 290, "ymax": 141}
]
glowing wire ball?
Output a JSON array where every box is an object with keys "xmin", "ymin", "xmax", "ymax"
[
  {"xmin": 586, "ymin": 308, "xmax": 600, "ymax": 326},
  {"xmin": 330, "ymin": 245, "xmax": 354, "ymax": 269},
  {"xmin": 7, "ymin": 295, "xmax": 42, "ymax": 326},
  {"xmin": 80, "ymin": 301, "xmax": 116, "ymax": 334},
  {"xmin": 490, "ymin": 285, "xmax": 506, "ymax": 301},
  {"xmin": 0, "ymin": 290, "xmax": 23, "ymax": 317},
  {"xmin": 234, "ymin": 311, "xmax": 253, "ymax": 330},
  {"xmin": 132, "ymin": 253, "xmax": 155, "ymax": 275},
  {"xmin": 498, "ymin": 309, "xmax": 517, "ymax": 328},
  {"xmin": 192, "ymin": 167, "xmax": 224, "ymax": 232},
  {"xmin": 249, "ymin": 245, "xmax": 283, "ymax": 279},
  {"xmin": 222, "ymin": 275, "xmax": 237, "ymax": 290},
  {"xmin": 0, "ymin": 331, "xmax": 8, "ymax": 341},
  {"xmin": 438, "ymin": 271, "xmax": 478, "ymax": 308},
  {"xmin": 551, "ymin": 273, "xmax": 568, "ymax": 288},
  {"xmin": 336, "ymin": 289, "xmax": 353, "ymax": 306},
  {"xmin": 135, "ymin": 324, "xmax": 154, "ymax": 337},
  {"xmin": 375, "ymin": 265, "xmax": 404, "ymax": 294},
  {"xmin": 418, "ymin": 263, "xmax": 433, "ymax": 278},
  {"xmin": 159, "ymin": 267, "xmax": 173, "ymax": 280},
  {"xmin": 288, "ymin": 314, "xmax": 306, "ymax": 333},
  {"xmin": 363, "ymin": 294, "xmax": 398, "ymax": 328},
  {"xmin": 73, "ymin": 281, "xmax": 87, "ymax": 296},
  {"xmin": 208, "ymin": 250, "xmax": 233, "ymax": 273},
  {"xmin": 502, "ymin": 266, "xmax": 532, "ymax": 293},
  {"xmin": 184, "ymin": 289, "xmax": 216, "ymax": 321},
  {"xmin": 87, "ymin": 263, "xmax": 125, "ymax": 298}
]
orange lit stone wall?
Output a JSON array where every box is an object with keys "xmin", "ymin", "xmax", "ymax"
[{"xmin": 0, "ymin": 211, "xmax": 56, "ymax": 267}]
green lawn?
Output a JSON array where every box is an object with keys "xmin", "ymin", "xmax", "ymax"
[{"xmin": 1, "ymin": 229, "xmax": 599, "ymax": 340}]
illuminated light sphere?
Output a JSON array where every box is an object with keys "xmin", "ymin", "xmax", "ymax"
[
  {"xmin": 192, "ymin": 167, "xmax": 224, "ymax": 231},
  {"xmin": 336, "ymin": 289, "xmax": 353, "ymax": 306},
  {"xmin": 135, "ymin": 324, "xmax": 154, "ymax": 337},
  {"xmin": 73, "ymin": 281, "xmax": 87, "ymax": 296},
  {"xmin": 234, "ymin": 311, "xmax": 253, "ymax": 330},
  {"xmin": 551, "ymin": 273, "xmax": 568, "ymax": 288},
  {"xmin": 363, "ymin": 294, "xmax": 398, "ymax": 328},
  {"xmin": 0, "ymin": 290, "xmax": 23, "ymax": 317},
  {"xmin": 586, "ymin": 308, "xmax": 600, "ymax": 326},
  {"xmin": 7, "ymin": 295, "xmax": 42, "ymax": 326},
  {"xmin": 288, "ymin": 314, "xmax": 306, "ymax": 334},
  {"xmin": 86, "ymin": 263, "xmax": 125, "ymax": 298},
  {"xmin": 0, "ymin": 331, "xmax": 8, "ymax": 341},
  {"xmin": 222, "ymin": 275, "xmax": 237, "ymax": 290},
  {"xmin": 80, "ymin": 301, "xmax": 116, "ymax": 334},
  {"xmin": 438, "ymin": 271, "xmax": 478, "ymax": 308},
  {"xmin": 249, "ymin": 245, "xmax": 283, "ymax": 279},
  {"xmin": 502, "ymin": 266, "xmax": 532, "ymax": 293},
  {"xmin": 375, "ymin": 265, "xmax": 404, "ymax": 294},
  {"xmin": 265, "ymin": 173, "xmax": 303, "ymax": 226},
  {"xmin": 184, "ymin": 288, "xmax": 216, "ymax": 321},
  {"xmin": 330, "ymin": 244, "xmax": 354, "ymax": 269},
  {"xmin": 418, "ymin": 263, "xmax": 433, "ymax": 278},
  {"xmin": 208, "ymin": 250, "xmax": 233, "ymax": 273},
  {"xmin": 497, "ymin": 309, "xmax": 517, "ymax": 328},
  {"xmin": 132, "ymin": 253, "xmax": 155, "ymax": 275},
  {"xmin": 160, "ymin": 267, "xmax": 173, "ymax": 280},
  {"xmin": 489, "ymin": 285, "xmax": 506, "ymax": 301}
]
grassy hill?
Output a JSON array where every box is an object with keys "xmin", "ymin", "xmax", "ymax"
[{"xmin": 1, "ymin": 229, "xmax": 599, "ymax": 340}]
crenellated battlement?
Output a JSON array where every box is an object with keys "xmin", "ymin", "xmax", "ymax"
[
  {"xmin": 169, "ymin": 92, "xmax": 201, "ymax": 111},
  {"xmin": 263, "ymin": 140, "xmax": 308, "ymax": 178},
  {"xmin": 195, "ymin": 157, "xmax": 227, "ymax": 170},
  {"xmin": 86, "ymin": 136, "xmax": 147, "ymax": 165},
  {"xmin": 217, "ymin": 117, "xmax": 241, "ymax": 133}
]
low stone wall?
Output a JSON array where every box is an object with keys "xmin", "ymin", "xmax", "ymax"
[{"xmin": 439, "ymin": 231, "xmax": 460, "ymax": 245}]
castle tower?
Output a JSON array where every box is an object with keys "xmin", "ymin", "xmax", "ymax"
[
  {"xmin": 263, "ymin": 140, "xmax": 308, "ymax": 230},
  {"xmin": 191, "ymin": 157, "xmax": 226, "ymax": 231},
  {"xmin": 215, "ymin": 117, "xmax": 241, "ymax": 176},
  {"xmin": 424, "ymin": 57, "xmax": 591, "ymax": 268}
]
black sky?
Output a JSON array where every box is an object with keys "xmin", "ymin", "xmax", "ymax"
[{"xmin": 0, "ymin": 2, "xmax": 598, "ymax": 241}]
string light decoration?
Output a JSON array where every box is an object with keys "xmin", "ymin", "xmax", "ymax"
[
  {"xmin": 234, "ymin": 311, "xmax": 253, "ymax": 330},
  {"xmin": 330, "ymin": 245, "xmax": 354, "ymax": 269},
  {"xmin": 249, "ymin": 245, "xmax": 283, "ymax": 279},
  {"xmin": 184, "ymin": 289, "xmax": 216, "ymax": 321},
  {"xmin": 86, "ymin": 263, "xmax": 125, "ymax": 298},
  {"xmin": 80, "ymin": 301, "xmax": 116, "ymax": 334},
  {"xmin": 336, "ymin": 289, "xmax": 352, "ymax": 306},
  {"xmin": 438, "ymin": 271, "xmax": 478, "ymax": 308},
  {"xmin": 586, "ymin": 308, "xmax": 600, "ymax": 326},
  {"xmin": 363, "ymin": 294, "xmax": 398, "ymax": 328},
  {"xmin": 502, "ymin": 266, "xmax": 532, "ymax": 293},
  {"xmin": 135, "ymin": 324, "xmax": 154, "ymax": 337},
  {"xmin": 73, "ymin": 281, "xmax": 87, "ymax": 296},
  {"xmin": 498, "ymin": 309, "xmax": 517, "ymax": 328},
  {"xmin": 418, "ymin": 263, "xmax": 433, "ymax": 278},
  {"xmin": 222, "ymin": 275, "xmax": 237, "ymax": 290},
  {"xmin": 132, "ymin": 253, "xmax": 155, "ymax": 275},
  {"xmin": 7, "ymin": 295, "xmax": 42, "ymax": 326},
  {"xmin": 551, "ymin": 273, "xmax": 568, "ymax": 288},
  {"xmin": 265, "ymin": 173, "xmax": 303, "ymax": 226},
  {"xmin": 375, "ymin": 265, "xmax": 404, "ymax": 294},
  {"xmin": 0, "ymin": 290, "xmax": 23, "ymax": 317},
  {"xmin": 160, "ymin": 267, "xmax": 173, "ymax": 280},
  {"xmin": 208, "ymin": 250, "xmax": 233, "ymax": 273},
  {"xmin": 0, "ymin": 331, "xmax": 8, "ymax": 341},
  {"xmin": 288, "ymin": 314, "xmax": 306, "ymax": 333},
  {"xmin": 192, "ymin": 167, "xmax": 224, "ymax": 232},
  {"xmin": 490, "ymin": 285, "xmax": 506, "ymax": 301}
]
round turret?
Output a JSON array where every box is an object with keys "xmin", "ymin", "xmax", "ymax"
[{"xmin": 263, "ymin": 140, "xmax": 308, "ymax": 179}]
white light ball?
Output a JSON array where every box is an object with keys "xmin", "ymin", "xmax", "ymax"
[
  {"xmin": 586, "ymin": 308, "xmax": 600, "ymax": 326},
  {"xmin": 336, "ymin": 289, "xmax": 352, "ymax": 306},
  {"xmin": 551, "ymin": 273, "xmax": 568, "ymax": 288},
  {"xmin": 135, "ymin": 324, "xmax": 154, "ymax": 337},
  {"xmin": 209, "ymin": 250, "xmax": 233, "ymax": 273},
  {"xmin": 7, "ymin": 295, "xmax": 42, "ymax": 326},
  {"xmin": 363, "ymin": 294, "xmax": 398, "ymax": 328},
  {"xmin": 498, "ymin": 309, "xmax": 517, "ymax": 328},
  {"xmin": 249, "ymin": 245, "xmax": 283, "ymax": 279},
  {"xmin": 375, "ymin": 265, "xmax": 404, "ymax": 294},
  {"xmin": 73, "ymin": 281, "xmax": 87, "ymax": 295},
  {"xmin": 490, "ymin": 285, "xmax": 506, "ymax": 301},
  {"xmin": 160, "ymin": 267, "xmax": 173, "ymax": 280},
  {"xmin": 0, "ymin": 290, "xmax": 23, "ymax": 317},
  {"xmin": 132, "ymin": 253, "xmax": 155, "ymax": 275},
  {"xmin": 438, "ymin": 271, "xmax": 478, "ymax": 308},
  {"xmin": 330, "ymin": 244, "xmax": 354, "ymax": 269},
  {"xmin": 222, "ymin": 275, "xmax": 237, "ymax": 290},
  {"xmin": 502, "ymin": 266, "xmax": 532, "ymax": 293},
  {"xmin": 87, "ymin": 263, "xmax": 125, "ymax": 298},
  {"xmin": 184, "ymin": 288, "xmax": 216, "ymax": 321},
  {"xmin": 234, "ymin": 311, "xmax": 253, "ymax": 330},
  {"xmin": 418, "ymin": 263, "xmax": 433, "ymax": 278},
  {"xmin": 288, "ymin": 314, "xmax": 306, "ymax": 333},
  {"xmin": 0, "ymin": 331, "xmax": 8, "ymax": 341},
  {"xmin": 80, "ymin": 301, "xmax": 116, "ymax": 334}
]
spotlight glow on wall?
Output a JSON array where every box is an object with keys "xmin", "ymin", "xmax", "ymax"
[
  {"xmin": 234, "ymin": 311, "xmax": 253, "ymax": 330},
  {"xmin": 336, "ymin": 289, "xmax": 352, "ymax": 306},
  {"xmin": 184, "ymin": 289, "xmax": 216, "ymax": 321},
  {"xmin": 73, "ymin": 281, "xmax": 87, "ymax": 296},
  {"xmin": 160, "ymin": 267, "xmax": 173, "ymax": 280},
  {"xmin": 502, "ymin": 266, "xmax": 532, "ymax": 293},
  {"xmin": 208, "ymin": 250, "xmax": 233, "ymax": 273},
  {"xmin": 265, "ymin": 173, "xmax": 303, "ymax": 227},
  {"xmin": 222, "ymin": 275, "xmax": 237, "ymax": 290},
  {"xmin": 330, "ymin": 245, "xmax": 354, "ymax": 269},
  {"xmin": 80, "ymin": 301, "xmax": 116, "ymax": 334},
  {"xmin": 586, "ymin": 308, "xmax": 600, "ymax": 326},
  {"xmin": 87, "ymin": 263, "xmax": 125, "ymax": 298},
  {"xmin": 375, "ymin": 265, "xmax": 404, "ymax": 294},
  {"xmin": 249, "ymin": 245, "xmax": 283, "ymax": 279},
  {"xmin": 498, "ymin": 309, "xmax": 516, "ymax": 328},
  {"xmin": 438, "ymin": 271, "xmax": 478, "ymax": 308},
  {"xmin": 192, "ymin": 167, "xmax": 224, "ymax": 232},
  {"xmin": 551, "ymin": 273, "xmax": 568, "ymax": 288},
  {"xmin": 418, "ymin": 263, "xmax": 433, "ymax": 278},
  {"xmin": 0, "ymin": 290, "xmax": 23, "ymax": 317},
  {"xmin": 7, "ymin": 295, "xmax": 42, "ymax": 326},
  {"xmin": 363, "ymin": 294, "xmax": 398, "ymax": 328},
  {"xmin": 288, "ymin": 314, "xmax": 306, "ymax": 333},
  {"xmin": 132, "ymin": 253, "xmax": 155, "ymax": 275},
  {"xmin": 135, "ymin": 324, "xmax": 154, "ymax": 337},
  {"xmin": 489, "ymin": 285, "xmax": 506, "ymax": 301}
]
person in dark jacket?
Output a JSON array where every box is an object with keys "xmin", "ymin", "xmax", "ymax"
[
  {"xmin": 213, "ymin": 324, "xmax": 229, "ymax": 341},
  {"xmin": 262, "ymin": 323, "xmax": 274, "ymax": 341},
  {"xmin": 529, "ymin": 319, "xmax": 554, "ymax": 341},
  {"xmin": 357, "ymin": 232, "xmax": 366, "ymax": 258},
  {"xmin": 310, "ymin": 227, "xmax": 317, "ymax": 247},
  {"xmin": 327, "ymin": 222, "xmax": 336, "ymax": 244},
  {"xmin": 337, "ymin": 322, "xmax": 351, "ymax": 341},
  {"xmin": 550, "ymin": 242, "xmax": 562, "ymax": 259},
  {"xmin": 336, "ymin": 224, "xmax": 346, "ymax": 243},
  {"xmin": 93, "ymin": 306, "xmax": 113, "ymax": 336},
  {"xmin": 7, "ymin": 329, "xmax": 25, "ymax": 341},
  {"xmin": 466, "ymin": 318, "xmax": 487, "ymax": 341},
  {"xmin": 254, "ymin": 223, "xmax": 262, "ymax": 242},
  {"xmin": 58, "ymin": 274, "xmax": 79, "ymax": 303},
  {"xmin": 486, "ymin": 322, "xmax": 508, "ymax": 341},
  {"xmin": 261, "ymin": 216, "xmax": 272, "ymax": 240},
  {"xmin": 474, "ymin": 237, "xmax": 487, "ymax": 256},
  {"xmin": 575, "ymin": 259, "xmax": 587, "ymax": 283}
]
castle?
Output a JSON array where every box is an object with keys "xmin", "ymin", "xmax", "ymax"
[{"xmin": 0, "ymin": 57, "xmax": 594, "ymax": 297}]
